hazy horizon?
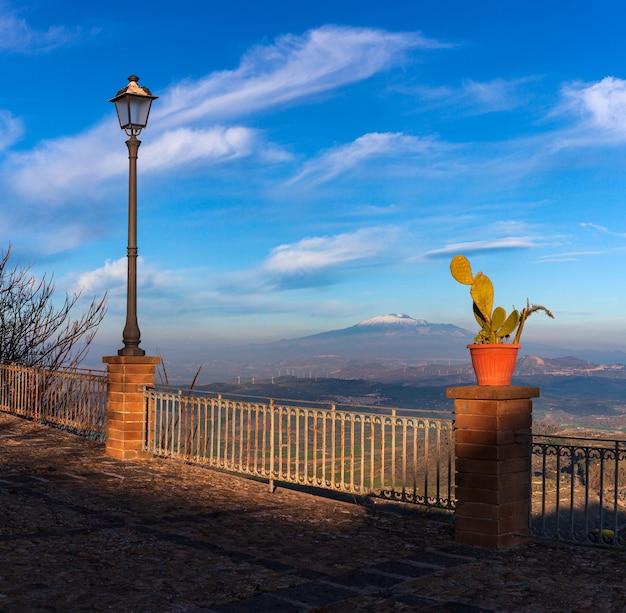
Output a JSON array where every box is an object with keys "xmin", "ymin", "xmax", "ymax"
[
  {"xmin": 3, "ymin": 1, "xmax": 626, "ymax": 358},
  {"xmin": 82, "ymin": 312, "xmax": 626, "ymax": 381}
]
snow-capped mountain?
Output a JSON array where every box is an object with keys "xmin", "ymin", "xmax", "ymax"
[
  {"xmin": 351, "ymin": 313, "xmax": 470, "ymax": 336},
  {"xmin": 237, "ymin": 314, "xmax": 626, "ymax": 366},
  {"xmin": 156, "ymin": 314, "xmax": 626, "ymax": 384},
  {"xmin": 261, "ymin": 314, "xmax": 474, "ymax": 360},
  {"xmin": 358, "ymin": 314, "xmax": 428, "ymax": 326}
]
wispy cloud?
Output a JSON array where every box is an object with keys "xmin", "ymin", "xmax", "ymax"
[
  {"xmin": 554, "ymin": 77, "xmax": 626, "ymax": 147},
  {"xmin": 156, "ymin": 26, "xmax": 441, "ymax": 126},
  {"xmin": 75, "ymin": 256, "xmax": 175, "ymax": 296},
  {"xmin": 140, "ymin": 126, "xmax": 260, "ymax": 171},
  {"xmin": 537, "ymin": 249, "xmax": 618, "ymax": 263},
  {"xmin": 564, "ymin": 77, "xmax": 626, "ymax": 131},
  {"xmin": 461, "ymin": 78, "xmax": 533, "ymax": 113},
  {"xmin": 5, "ymin": 124, "xmax": 122, "ymax": 204},
  {"xmin": 1, "ymin": 25, "xmax": 435, "ymax": 212},
  {"xmin": 580, "ymin": 222, "xmax": 626, "ymax": 238},
  {"xmin": 288, "ymin": 132, "xmax": 445, "ymax": 185},
  {"xmin": 0, "ymin": 5, "xmax": 82, "ymax": 53},
  {"xmin": 421, "ymin": 237, "xmax": 537, "ymax": 259},
  {"xmin": 73, "ymin": 244, "xmax": 379, "ymax": 323},
  {"xmin": 0, "ymin": 110, "xmax": 22, "ymax": 151},
  {"xmin": 75, "ymin": 257, "xmax": 127, "ymax": 294},
  {"xmin": 408, "ymin": 77, "xmax": 535, "ymax": 114},
  {"xmin": 394, "ymin": 74, "xmax": 626, "ymax": 190},
  {"xmin": 6, "ymin": 123, "xmax": 267, "ymax": 204},
  {"xmin": 263, "ymin": 227, "xmax": 397, "ymax": 278},
  {"xmin": 216, "ymin": 226, "xmax": 401, "ymax": 293}
]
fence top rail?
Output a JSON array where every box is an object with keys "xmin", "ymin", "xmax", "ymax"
[
  {"xmin": 532, "ymin": 433, "xmax": 626, "ymax": 447},
  {"xmin": 148, "ymin": 386, "xmax": 453, "ymax": 419},
  {"xmin": 0, "ymin": 363, "xmax": 107, "ymax": 380}
]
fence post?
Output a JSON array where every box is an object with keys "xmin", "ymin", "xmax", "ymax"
[
  {"xmin": 103, "ymin": 355, "xmax": 160, "ymax": 460},
  {"xmin": 269, "ymin": 399, "xmax": 275, "ymax": 492},
  {"xmin": 447, "ymin": 385, "xmax": 539, "ymax": 549}
]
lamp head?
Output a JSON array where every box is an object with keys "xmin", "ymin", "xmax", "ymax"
[{"xmin": 110, "ymin": 75, "xmax": 158, "ymax": 135}]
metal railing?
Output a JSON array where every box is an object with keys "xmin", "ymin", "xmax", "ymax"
[
  {"xmin": 0, "ymin": 363, "xmax": 107, "ymax": 439},
  {"xmin": 144, "ymin": 389, "xmax": 455, "ymax": 510},
  {"xmin": 9, "ymin": 362, "xmax": 626, "ymax": 550},
  {"xmin": 530, "ymin": 434, "xmax": 626, "ymax": 548}
]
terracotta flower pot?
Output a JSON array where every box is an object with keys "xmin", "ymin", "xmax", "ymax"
[{"xmin": 467, "ymin": 343, "xmax": 520, "ymax": 386}]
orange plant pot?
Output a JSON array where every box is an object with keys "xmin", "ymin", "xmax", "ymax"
[{"xmin": 467, "ymin": 343, "xmax": 520, "ymax": 386}]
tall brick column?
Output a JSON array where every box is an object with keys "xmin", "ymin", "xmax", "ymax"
[
  {"xmin": 103, "ymin": 355, "xmax": 160, "ymax": 460},
  {"xmin": 446, "ymin": 385, "xmax": 539, "ymax": 549}
]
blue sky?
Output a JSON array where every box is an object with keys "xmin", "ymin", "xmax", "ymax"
[{"xmin": 2, "ymin": 0, "xmax": 626, "ymax": 362}]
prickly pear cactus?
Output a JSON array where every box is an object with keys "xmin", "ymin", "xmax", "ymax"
[
  {"xmin": 450, "ymin": 255, "xmax": 474, "ymax": 285},
  {"xmin": 470, "ymin": 273, "xmax": 494, "ymax": 325},
  {"xmin": 450, "ymin": 255, "xmax": 520, "ymax": 344}
]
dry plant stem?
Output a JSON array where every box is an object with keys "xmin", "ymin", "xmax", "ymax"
[
  {"xmin": 512, "ymin": 300, "xmax": 555, "ymax": 345},
  {"xmin": 0, "ymin": 243, "xmax": 106, "ymax": 370},
  {"xmin": 157, "ymin": 356, "xmax": 201, "ymax": 395}
]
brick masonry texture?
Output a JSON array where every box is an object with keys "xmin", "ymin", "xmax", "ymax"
[
  {"xmin": 450, "ymin": 386, "xmax": 534, "ymax": 549},
  {"xmin": 103, "ymin": 355, "xmax": 158, "ymax": 460}
]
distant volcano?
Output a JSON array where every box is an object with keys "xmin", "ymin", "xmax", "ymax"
[
  {"xmin": 236, "ymin": 313, "xmax": 626, "ymax": 367},
  {"xmin": 163, "ymin": 313, "xmax": 626, "ymax": 384},
  {"xmin": 305, "ymin": 313, "xmax": 471, "ymax": 339},
  {"xmin": 260, "ymin": 314, "xmax": 474, "ymax": 361},
  {"xmin": 349, "ymin": 313, "xmax": 471, "ymax": 336},
  {"xmin": 357, "ymin": 313, "xmax": 431, "ymax": 326}
]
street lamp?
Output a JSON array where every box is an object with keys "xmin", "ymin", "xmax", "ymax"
[{"xmin": 110, "ymin": 75, "xmax": 158, "ymax": 356}]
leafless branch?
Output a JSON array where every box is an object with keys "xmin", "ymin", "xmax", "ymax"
[{"xmin": 0, "ymin": 244, "xmax": 106, "ymax": 369}]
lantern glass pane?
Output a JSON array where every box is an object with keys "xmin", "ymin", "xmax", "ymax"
[
  {"xmin": 128, "ymin": 96, "xmax": 153, "ymax": 128},
  {"xmin": 114, "ymin": 98, "xmax": 131, "ymax": 129}
]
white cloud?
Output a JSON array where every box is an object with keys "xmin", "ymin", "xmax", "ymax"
[
  {"xmin": 580, "ymin": 222, "xmax": 626, "ymax": 238},
  {"xmin": 75, "ymin": 257, "xmax": 127, "ymax": 294},
  {"xmin": 0, "ymin": 6, "xmax": 80, "ymax": 53},
  {"xmin": 73, "ymin": 251, "xmax": 372, "ymax": 322},
  {"xmin": 141, "ymin": 126, "xmax": 258, "ymax": 171},
  {"xmin": 580, "ymin": 222, "xmax": 609, "ymax": 233},
  {"xmin": 6, "ymin": 122, "xmax": 264, "ymax": 203},
  {"xmin": 289, "ymin": 132, "xmax": 442, "ymax": 185},
  {"xmin": 408, "ymin": 77, "xmax": 534, "ymax": 114},
  {"xmin": 264, "ymin": 227, "xmax": 397, "ymax": 277},
  {"xmin": 75, "ymin": 256, "xmax": 175, "ymax": 296},
  {"xmin": 537, "ymin": 249, "xmax": 617, "ymax": 263},
  {"xmin": 422, "ymin": 237, "xmax": 536, "ymax": 259},
  {"xmin": 565, "ymin": 77, "xmax": 626, "ymax": 131},
  {"xmin": 155, "ymin": 26, "xmax": 440, "ymax": 126},
  {"xmin": 556, "ymin": 77, "xmax": 626, "ymax": 146},
  {"xmin": 0, "ymin": 110, "xmax": 22, "ymax": 150},
  {"xmin": 5, "ymin": 122, "xmax": 122, "ymax": 204},
  {"xmin": 214, "ymin": 226, "xmax": 402, "ymax": 294},
  {"xmin": 2, "ymin": 25, "xmax": 432, "ymax": 207},
  {"xmin": 460, "ymin": 78, "xmax": 530, "ymax": 113}
]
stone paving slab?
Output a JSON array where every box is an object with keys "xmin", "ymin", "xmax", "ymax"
[{"xmin": 1, "ymin": 412, "xmax": 626, "ymax": 612}]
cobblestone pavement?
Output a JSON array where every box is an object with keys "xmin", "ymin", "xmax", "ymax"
[{"xmin": 1, "ymin": 412, "xmax": 626, "ymax": 612}]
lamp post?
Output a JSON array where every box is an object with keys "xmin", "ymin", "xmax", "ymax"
[{"xmin": 110, "ymin": 75, "xmax": 158, "ymax": 357}]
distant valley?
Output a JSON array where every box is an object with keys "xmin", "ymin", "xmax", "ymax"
[
  {"xmin": 155, "ymin": 314, "xmax": 626, "ymax": 432},
  {"xmin": 194, "ymin": 355, "xmax": 626, "ymax": 433}
]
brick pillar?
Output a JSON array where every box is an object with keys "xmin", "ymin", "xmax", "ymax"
[
  {"xmin": 103, "ymin": 355, "xmax": 160, "ymax": 460},
  {"xmin": 446, "ymin": 385, "xmax": 539, "ymax": 549}
]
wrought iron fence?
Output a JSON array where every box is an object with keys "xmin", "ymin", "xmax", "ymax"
[
  {"xmin": 530, "ymin": 434, "xmax": 626, "ymax": 548},
  {"xmin": 143, "ymin": 389, "xmax": 455, "ymax": 510},
  {"xmin": 0, "ymin": 363, "xmax": 107, "ymax": 439}
]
